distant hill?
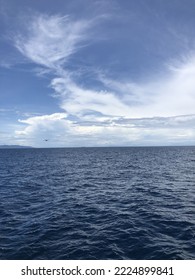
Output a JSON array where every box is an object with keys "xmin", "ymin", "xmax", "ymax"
[{"xmin": 0, "ymin": 145, "xmax": 34, "ymax": 149}]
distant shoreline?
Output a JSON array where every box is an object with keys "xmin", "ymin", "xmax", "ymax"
[{"xmin": 0, "ymin": 145, "xmax": 34, "ymax": 149}]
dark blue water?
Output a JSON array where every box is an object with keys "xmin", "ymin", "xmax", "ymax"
[{"xmin": 0, "ymin": 146, "xmax": 195, "ymax": 260}]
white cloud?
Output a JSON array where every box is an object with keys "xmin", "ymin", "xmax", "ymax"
[
  {"xmin": 18, "ymin": 112, "xmax": 68, "ymax": 125},
  {"xmin": 16, "ymin": 112, "xmax": 70, "ymax": 139},
  {"xmin": 15, "ymin": 112, "xmax": 73, "ymax": 147},
  {"xmin": 14, "ymin": 14, "xmax": 90, "ymax": 70},
  {"xmin": 99, "ymin": 57, "xmax": 195, "ymax": 118},
  {"xmin": 12, "ymin": 13, "xmax": 195, "ymax": 146},
  {"xmin": 15, "ymin": 111, "xmax": 195, "ymax": 147},
  {"xmin": 51, "ymin": 77, "xmax": 132, "ymax": 117}
]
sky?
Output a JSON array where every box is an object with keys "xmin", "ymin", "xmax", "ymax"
[{"xmin": 0, "ymin": 0, "xmax": 195, "ymax": 147}]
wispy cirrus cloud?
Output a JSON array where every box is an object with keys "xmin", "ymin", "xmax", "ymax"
[
  {"xmin": 98, "ymin": 57, "xmax": 195, "ymax": 118},
  {"xmin": 50, "ymin": 76, "xmax": 132, "ymax": 117},
  {"xmin": 14, "ymin": 14, "xmax": 91, "ymax": 70}
]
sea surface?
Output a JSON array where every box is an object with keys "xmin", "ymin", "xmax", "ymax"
[{"xmin": 0, "ymin": 146, "xmax": 195, "ymax": 260}]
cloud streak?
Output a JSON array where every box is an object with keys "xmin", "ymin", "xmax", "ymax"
[{"xmin": 15, "ymin": 14, "xmax": 90, "ymax": 70}]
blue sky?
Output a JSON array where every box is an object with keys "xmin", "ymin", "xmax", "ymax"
[{"xmin": 1, "ymin": 0, "xmax": 195, "ymax": 147}]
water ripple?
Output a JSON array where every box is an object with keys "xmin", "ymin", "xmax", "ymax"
[{"xmin": 0, "ymin": 146, "xmax": 195, "ymax": 259}]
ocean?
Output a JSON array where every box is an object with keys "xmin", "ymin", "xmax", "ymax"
[{"xmin": 0, "ymin": 146, "xmax": 195, "ymax": 260}]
